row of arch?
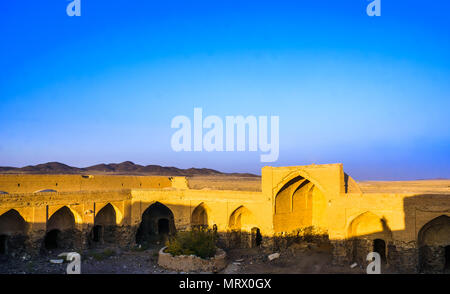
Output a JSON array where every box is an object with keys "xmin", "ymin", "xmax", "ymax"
[
  {"xmin": 273, "ymin": 172, "xmax": 450, "ymax": 272},
  {"xmin": 0, "ymin": 201, "xmax": 262, "ymax": 255},
  {"xmin": 191, "ymin": 202, "xmax": 258, "ymax": 231},
  {"xmin": 135, "ymin": 202, "xmax": 261, "ymax": 247},
  {"xmin": 347, "ymin": 211, "xmax": 450, "ymax": 272},
  {"xmin": 0, "ymin": 204, "xmax": 121, "ymax": 254}
]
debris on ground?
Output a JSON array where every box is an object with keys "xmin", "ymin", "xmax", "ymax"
[{"xmin": 268, "ymin": 253, "xmax": 280, "ymax": 261}]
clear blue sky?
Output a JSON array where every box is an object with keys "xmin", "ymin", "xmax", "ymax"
[{"xmin": 1, "ymin": 1, "xmax": 449, "ymax": 180}]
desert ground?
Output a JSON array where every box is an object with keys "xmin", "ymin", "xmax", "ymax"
[
  {"xmin": 188, "ymin": 175, "xmax": 450, "ymax": 194},
  {"xmin": 187, "ymin": 176, "xmax": 262, "ymax": 191},
  {"xmin": 0, "ymin": 242, "xmax": 382, "ymax": 274}
]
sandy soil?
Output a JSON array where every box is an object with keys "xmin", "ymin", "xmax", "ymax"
[
  {"xmin": 187, "ymin": 176, "xmax": 450, "ymax": 194},
  {"xmin": 0, "ymin": 243, "xmax": 395, "ymax": 274},
  {"xmin": 0, "ymin": 245, "xmax": 175, "ymax": 274},
  {"xmin": 357, "ymin": 179, "xmax": 450, "ymax": 194},
  {"xmin": 187, "ymin": 176, "xmax": 262, "ymax": 191}
]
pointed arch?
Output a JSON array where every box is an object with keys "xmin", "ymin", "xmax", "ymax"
[
  {"xmin": 48, "ymin": 205, "xmax": 83, "ymax": 225},
  {"xmin": 0, "ymin": 209, "xmax": 27, "ymax": 236},
  {"xmin": 273, "ymin": 174, "xmax": 327, "ymax": 233},
  {"xmin": 417, "ymin": 215, "xmax": 450, "ymax": 272},
  {"xmin": 273, "ymin": 170, "xmax": 327, "ymax": 198},
  {"xmin": 95, "ymin": 202, "xmax": 123, "ymax": 225},
  {"xmin": 47, "ymin": 206, "xmax": 76, "ymax": 232},
  {"xmin": 95, "ymin": 204, "xmax": 117, "ymax": 226},
  {"xmin": 418, "ymin": 215, "xmax": 450, "ymax": 247},
  {"xmin": 135, "ymin": 201, "xmax": 176, "ymax": 245},
  {"xmin": 347, "ymin": 211, "xmax": 392, "ymax": 239},
  {"xmin": 44, "ymin": 206, "xmax": 81, "ymax": 250},
  {"xmin": 275, "ymin": 177, "xmax": 308, "ymax": 214},
  {"xmin": 228, "ymin": 206, "xmax": 257, "ymax": 232},
  {"xmin": 93, "ymin": 203, "xmax": 119, "ymax": 245},
  {"xmin": 191, "ymin": 202, "xmax": 210, "ymax": 227},
  {"xmin": 0, "ymin": 209, "xmax": 28, "ymax": 255}
]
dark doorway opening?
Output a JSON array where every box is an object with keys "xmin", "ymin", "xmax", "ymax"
[
  {"xmin": 251, "ymin": 227, "xmax": 262, "ymax": 247},
  {"xmin": 445, "ymin": 245, "xmax": 450, "ymax": 270},
  {"xmin": 158, "ymin": 219, "xmax": 170, "ymax": 235},
  {"xmin": 135, "ymin": 202, "xmax": 176, "ymax": 245},
  {"xmin": 93, "ymin": 225, "xmax": 103, "ymax": 243},
  {"xmin": 44, "ymin": 229, "xmax": 60, "ymax": 250},
  {"xmin": 373, "ymin": 239, "xmax": 386, "ymax": 263},
  {"xmin": 0, "ymin": 235, "xmax": 8, "ymax": 255}
]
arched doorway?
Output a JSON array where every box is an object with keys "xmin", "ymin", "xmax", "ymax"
[
  {"xmin": 135, "ymin": 202, "xmax": 176, "ymax": 245},
  {"xmin": 191, "ymin": 203, "xmax": 209, "ymax": 229},
  {"xmin": 44, "ymin": 229, "xmax": 60, "ymax": 249},
  {"xmin": 93, "ymin": 225, "xmax": 102, "ymax": 243},
  {"xmin": 92, "ymin": 204, "xmax": 117, "ymax": 245},
  {"xmin": 347, "ymin": 212, "xmax": 392, "ymax": 265},
  {"xmin": 44, "ymin": 206, "xmax": 77, "ymax": 251},
  {"xmin": 228, "ymin": 206, "xmax": 258, "ymax": 248},
  {"xmin": 418, "ymin": 215, "xmax": 450, "ymax": 272},
  {"xmin": 0, "ymin": 209, "xmax": 27, "ymax": 255},
  {"xmin": 373, "ymin": 239, "xmax": 386, "ymax": 263}
]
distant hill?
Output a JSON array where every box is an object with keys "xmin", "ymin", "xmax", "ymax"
[{"xmin": 0, "ymin": 161, "xmax": 258, "ymax": 177}]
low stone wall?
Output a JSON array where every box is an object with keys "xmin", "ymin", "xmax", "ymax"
[
  {"xmin": 158, "ymin": 246, "xmax": 227, "ymax": 272},
  {"xmin": 330, "ymin": 239, "xmax": 419, "ymax": 273}
]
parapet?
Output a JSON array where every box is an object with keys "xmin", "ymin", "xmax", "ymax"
[{"xmin": 169, "ymin": 176, "xmax": 189, "ymax": 190}]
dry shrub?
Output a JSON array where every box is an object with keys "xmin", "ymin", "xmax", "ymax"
[{"xmin": 165, "ymin": 227, "xmax": 217, "ymax": 259}]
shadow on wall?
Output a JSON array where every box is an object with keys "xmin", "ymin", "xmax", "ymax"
[
  {"xmin": 0, "ymin": 200, "xmax": 265, "ymax": 258},
  {"xmin": 2, "ymin": 193, "xmax": 448, "ymax": 273},
  {"xmin": 91, "ymin": 203, "xmax": 118, "ymax": 247},
  {"xmin": 134, "ymin": 201, "xmax": 264, "ymax": 250},
  {"xmin": 0, "ymin": 209, "xmax": 29, "ymax": 255},
  {"xmin": 272, "ymin": 174, "xmax": 450, "ymax": 273},
  {"xmin": 0, "ymin": 203, "xmax": 125, "ymax": 255},
  {"xmin": 340, "ymin": 194, "xmax": 450, "ymax": 273}
]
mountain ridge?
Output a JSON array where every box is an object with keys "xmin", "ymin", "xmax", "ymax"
[{"xmin": 0, "ymin": 161, "xmax": 259, "ymax": 177}]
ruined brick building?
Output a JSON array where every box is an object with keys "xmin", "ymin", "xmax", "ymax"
[{"xmin": 0, "ymin": 163, "xmax": 449, "ymax": 273}]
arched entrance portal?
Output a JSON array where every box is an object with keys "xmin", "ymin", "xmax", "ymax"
[
  {"xmin": 418, "ymin": 215, "xmax": 450, "ymax": 272},
  {"xmin": 273, "ymin": 176, "xmax": 327, "ymax": 233},
  {"xmin": 44, "ymin": 206, "xmax": 77, "ymax": 251},
  {"xmin": 92, "ymin": 204, "xmax": 117, "ymax": 245},
  {"xmin": 135, "ymin": 202, "xmax": 176, "ymax": 245},
  {"xmin": 0, "ymin": 209, "xmax": 27, "ymax": 255}
]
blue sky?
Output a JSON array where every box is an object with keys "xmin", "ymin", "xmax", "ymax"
[{"xmin": 0, "ymin": 0, "xmax": 449, "ymax": 180}]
